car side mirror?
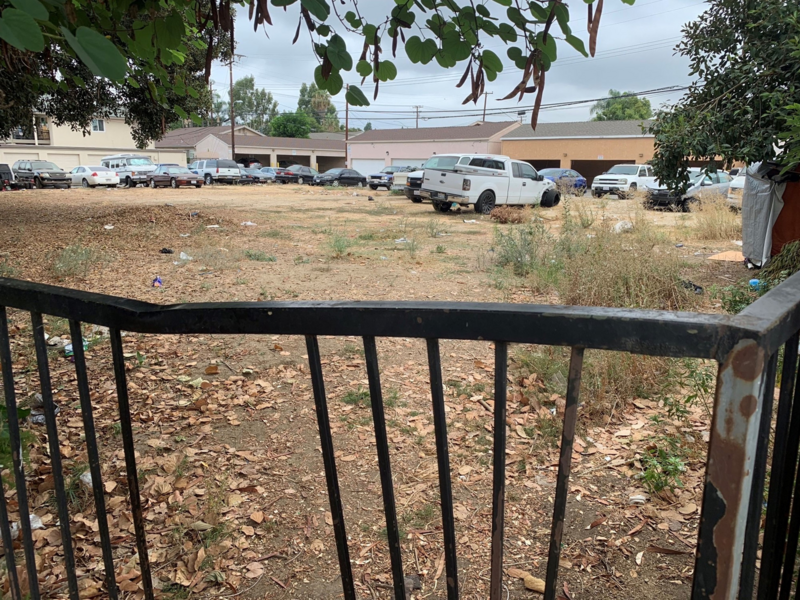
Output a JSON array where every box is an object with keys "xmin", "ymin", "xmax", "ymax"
[
  {"xmin": 701, "ymin": 180, "xmax": 712, "ymax": 186},
  {"xmin": 535, "ymin": 174, "xmax": 543, "ymax": 181}
]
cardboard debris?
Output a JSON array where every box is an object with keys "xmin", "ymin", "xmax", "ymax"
[{"xmin": 708, "ymin": 250, "xmax": 744, "ymax": 262}]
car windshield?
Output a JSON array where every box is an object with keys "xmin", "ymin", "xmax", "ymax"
[
  {"xmin": 128, "ymin": 158, "xmax": 153, "ymax": 166},
  {"xmin": 689, "ymin": 171, "xmax": 707, "ymax": 183},
  {"xmin": 325, "ymin": 169, "xmax": 344, "ymax": 175},
  {"xmin": 217, "ymin": 160, "xmax": 237, "ymax": 168},
  {"xmin": 606, "ymin": 165, "xmax": 640, "ymax": 175},
  {"xmin": 245, "ymin": 169, "xmax": 260, "ymax": 174},
  {"xmin": 381, "ymin": 167, "xmax": 400, "ymax": 173},
  {"xmin": 31, "ymin": 161, "xmax": 60, "ymax": 170},
  {"xmin": 538, "ymin": 169, "xmax": 563, "ymax": 176},
  {"xmin": 286, "ymin": 165, "xmax": 303, "ymax": 171},
  {"xmin": 422, "ymin": 156, "xmax": 459, "ymax": 170},
  {"xmin": 168, "ymin": 168, "xmax": 192, "ymax": 174},
  {"xmin": 88, "ymin": 166, "xmax": 111, "ymax": 172}
]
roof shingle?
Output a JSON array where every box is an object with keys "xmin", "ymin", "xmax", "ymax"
[
  {"xmin": 502, "ymin": 120, "xmax": 652, "ymax": 140},
  {"xmin": 348, "ymin": 121, "xmax": 518, "ymax": 143}
]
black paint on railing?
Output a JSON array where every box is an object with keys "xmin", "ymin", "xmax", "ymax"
[{"xmin": 1, "ymin": 273, "xmax": 800, "ymax": 600}]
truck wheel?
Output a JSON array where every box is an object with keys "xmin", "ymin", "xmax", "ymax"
[
  {"xmin": 204, "ymin": 174, "xmax": 212, "ymax": 185},
  {"xmin": 592, "ymin": 190, "xmax": 605, "ymax": 198},
  {"xmin": 475, "ymin": 191, "xmax": 496, "ymax": 214},
  {"xmin": 433, "ymin": 201, "xmax": 451, "ymax": 213},
  {"xmin": 411, "ymin": 197, "xmax": 423, "ymax": 204},
  {"xmin": 541, "ymin": 189, "xmax": 560, "ymax": 208},
  {"xmin": 298, "ymin": 176, "xmax": 305, "ymax": 185},
  {"xmin": 369, "ymin": 185, "xmax": 378, "ymax": 190},
  {"xmin": 620, "ymin": 183, "xmax": 637, "ymax": 199}
]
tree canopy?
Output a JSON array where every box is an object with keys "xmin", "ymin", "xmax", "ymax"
[
  {"xmin": 590, "ymin": 89, "xmax": 652, "ymax": 121},
  {"xmin": 297, "ymin": 82, "xmax": 340, "ymax": 132},
  {"xmin": 270, "ymin": 111, "xmax": 315, "ymax": 138},
  {"xmin": 650, "ymin": 0, "xmax": 800, "ymax": 190},
  {"xmin": 231, "ymin": 75, "xmax": 279, "ymax": 133},
  {"xmin": 0, "ymin": 0, "xmax": 630, "ymax": 146}
]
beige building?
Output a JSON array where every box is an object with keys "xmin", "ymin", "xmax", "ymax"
[
  {"xmin": 501, "ymin": 120, "xmax": 654, "ymax": 184},
  {"xmin": 1, "ymin": 115, "xmax": 185, "ymax": 169},
  {"xmin": 155, "ymin": 126, "xmax": 346, "ymax": 170}
]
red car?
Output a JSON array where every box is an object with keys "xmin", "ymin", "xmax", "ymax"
[{"xmin": 148, "ymin": 165, "xmax": 203, "ymax": 188}]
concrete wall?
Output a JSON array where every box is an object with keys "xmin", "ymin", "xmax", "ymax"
[
  {"xmin": 0, "ymin": 147, "xmax": 185, "ymax": 170},
  {"xmin": 348, "ymin": 139, "xmax": 495, "ymax": 167},
  {"xmin": 49, "ymin": 117, "xmax": 143, "ymax": 149},
  {"xmin": 501, "ymin": 136, "xmax": 655, "ymax": 168}
]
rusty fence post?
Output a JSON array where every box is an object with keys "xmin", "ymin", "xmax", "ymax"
[{"xmin": 692, "ymin": 338, "xmax": 770, "ymax": 600}]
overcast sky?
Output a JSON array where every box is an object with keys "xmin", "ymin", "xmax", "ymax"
[{"xmin": 211, "ymin": 0, "xmax": 706, "ymax": 130}]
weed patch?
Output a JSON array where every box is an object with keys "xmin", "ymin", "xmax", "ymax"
[
  {"xmin": 50, "ymin": 245, "xmax": 102, "ymax": 278},
  {"xmin": 328, "ymin": 230, "xmax": 353, "ymax": 258},
  {"xmin": 693, "ymin": 194, "xmax": 741, "ymax": 240},
  {"xmin": 244, "ymin": 249, "xmax": 277, "ymax": 262},
  {"xmin": 490, "ymin": 206, "xmax": 532, "ymax": 224},
  {"xmin": 0, "ymin": 258, "xmax": 18, "ymax": 278},
  {"xmin": 342, "ymin": 386, "xmax": 370, "ymax": 407}
]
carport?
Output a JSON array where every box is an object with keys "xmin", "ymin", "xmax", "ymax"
[{"xmin": 571, "ymin": 159, "xmax": 636, "ymax": 185}]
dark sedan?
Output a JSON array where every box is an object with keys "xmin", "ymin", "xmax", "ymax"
[
  {"xmin": 539, "ymin": 168, "xmax": 588, "ymax": 193},
  {"xmin": 276, "ymin": 164, "xmax": 318, "ymax": 185},
  {"xmin": 237, "ymin": 167, "xmax": 256, "ymax": 185},
  {"xmin": 12, "ymin": 160, "xmax": 71, "ymax": 189},
  {"xmin": 312, "ymin": 168, "xmax": 367, "ymax": 187},
  {"xmin": 147, "ymin": 165, "xmax": 203, "ymax": 188}
]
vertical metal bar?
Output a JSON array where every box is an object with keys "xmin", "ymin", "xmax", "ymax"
[
  {"xmin": 0, "ymin": 461, "xmax": 21, "ymax": 600},
  {"xmin": 30, "ymin": 312, "xmax": 79, "ymax": 600},
  {"xmin": 693, "ymin": 339, "xmax": 770, "ymax": 600},
  {"xmin": 739, "ymin": 352, "xmax": 778, "ymax": 600},
  {"xmin": 426, "ymin": 338, "xmax": 459, "ymax": 600},
  {"xmin": 778, "ymin": 450, "xmax": 800, "ymax": 600},
  {"xmin": 489, "ymin": 341, "xmax": 509, "ymax": 600},
  {"xmin": 109, "ymin": 328, "xmax": 154, "ymax": 600},
  {"xmin": 69, "ymin": 321, "xmax": 118, "ymax": 599},
  {"xmin": 544, "ymin": 347, "xmax": 585, "ymax": 600},
  {"xmin": 305, "ymin": 335, "xmax": 356, "ymax": 600},
  {"xmin": 0, "ymin": 308, "xmax": 38, "ymax": 598},
  {"xmin": 757, "ymin": 332, "xmax": 799, "ymax": 600},
  {"xmin": 362, "ymin": 336, "xmax": 406, "ymax": 600}
]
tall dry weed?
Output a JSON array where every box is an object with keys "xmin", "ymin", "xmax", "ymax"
[{"xmin": 693, "ymin": 193, "xmax": 741, "ymax": 240}]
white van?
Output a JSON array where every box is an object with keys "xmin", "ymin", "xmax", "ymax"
[{"xmin": 101, "ymin": 154, "xmax": 157, "ymax": 187}]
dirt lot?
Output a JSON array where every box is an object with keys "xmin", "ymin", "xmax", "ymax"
[{"xmin": 0, "ymin": 184, "xmax": 750, "ymax": 599}]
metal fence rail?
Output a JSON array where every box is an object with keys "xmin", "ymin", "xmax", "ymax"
[{"xmin": 1, "ymin": 272, "xmax": 800, "ymax": 600}]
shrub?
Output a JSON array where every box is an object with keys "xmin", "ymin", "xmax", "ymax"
[
  {"xmin": 693, "ymin": 193, "xmax": 741, "ymax": 240},
  {"xmin": 244, "ymin": 250, "xmax": 277, "ymax": 262},
  {"xmin": 328, "ymin": 231, "xmax": 353, "ymax": 258},
  {"xmin": 490, "ymin": 206, "xmax": 531, "ymax": 224},
  {"xmin": 0, "ymin": 258, "xmax": 18, "ymax": 278},
  {"xmin": 50, "ymin": 245, "xmax": 101, "ymax": 278}
]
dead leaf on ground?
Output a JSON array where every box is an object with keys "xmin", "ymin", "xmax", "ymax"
[
  {"xmin": 524, "ymin": 575, "xmax": 545, "ymax": 593},
  {"xmin": 678, "ymin": 502, "xmax": 697, "ymax": 515},
  {"xmin": 645, "ymin": 545, "xmax": 691, "ymax": 555},
  {"xmin": 507, "ymin": 567, "xmax": 531, "ymax": 579},
  {"xmin": 588, "ymin": 516, "xmax": 607, "ymax": 529},
  {"xmin": 205, "ymin": 365, "xmax": 219, "ymax": 375}
]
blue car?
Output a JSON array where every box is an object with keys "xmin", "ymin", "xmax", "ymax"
[{"xmin": 539, "ymin": 168, "xmax": 588, "ymax": 193}]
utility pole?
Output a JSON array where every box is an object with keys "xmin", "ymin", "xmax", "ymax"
[
  {"xmin": 345, "ymin": 84, "xmax": 349, "ymax": 168},
  {"xmin": 228, "ymin": 56, "xmax": 236, "ymax": 161},
  {"xmin": 482, "ymin": 92, "xmax": 493, "ymax": 121},
  {"xmin": 209, "ymin": 80, "xmax": 214, "ymax": 125},
  {"xmin": 413, "ymin": 105, "xmax": 422, "ymax": 128}
]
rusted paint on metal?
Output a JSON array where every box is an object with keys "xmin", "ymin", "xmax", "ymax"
[{"xmin": 693, "ymin": 339, "xmax": 767, "ymax": 600}]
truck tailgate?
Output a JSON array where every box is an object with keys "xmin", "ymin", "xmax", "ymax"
[{"xmin": 422, "ymin": 170, "xmax": 465, "ymax": 197}]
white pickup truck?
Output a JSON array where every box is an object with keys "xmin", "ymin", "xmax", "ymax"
[
  {"xmin": 591, "ymin": 164, "xmax": 657, "ymax": 199},
  {"xmin": 419, "ymin": 154, "xmax": 559, "ymax": 214}
]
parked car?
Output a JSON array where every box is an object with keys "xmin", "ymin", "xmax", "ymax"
[
  {"xmin": 236, "ymin": 167, "xmax": 256, "ymax": 184},
  {"xmin": 403, "ymin": 155, "xmax": 480, "ymax": 203},
  {"xmin": 727, "ymin": 170, "xmax": 747, "ymax": 210},
  {"xmin": 101, "ymin": 154, "xmax": 157, "ymax": 187},
  {"xmin": 729, "ymin": 167, "xmax": 743, "ymax": 177},
  {"xmin": 276, "ymin": 164, "xmax": 318, "ymax": 184},
  {"xmin": 312, "ymin": 168, "xmax": 367, "ymax": 187},
  {"xmin": 591, "ymin": 164, "xmax": 657, "ymax": 198},
  {"xmin": 12, "ymin": 160, "xmax": 71, "ymax": 189},
  {"xmin": 645, "ymin": 168, "xmax": 733, "ymax": 211},
  {"xmin": 368, "ymin": 166, "xmax": 414, "ymax": 190},
  {"xmin": 241, "ymin": 168, "xmax": 271, "ymax": 183},
  {"xmin": 259, "ymin": 167, "xmax": 277, "ymax": 182},
  {"xmin": 420, "ymin": 154, "xmax": 558, "ymax": 214},
  {"xmin": 538, "ymin": 168, "xmax": 588, "ymax": 194},
  {"xmin": 188, "ymin": 159, "xmax": 241, "ymax": 185},
  {"xmin": 147, "ymin": 165, "xmax": 203, "ymax": 188},
  {"xmin": 237, "ymin": 158, "xmax": 262, "ymax": 169},
  {"xmin": 0, "ymin": 163, "xmax": 22, "ymax": 190},
  {"xmin": 69, "ymin": 165, "xmax": 120, "ymax": 188}
]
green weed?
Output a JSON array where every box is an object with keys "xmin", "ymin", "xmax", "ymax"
[
  {"xmin": 342, "ymin": 387, "xmax": 371, "ymax": 407},
  {"xmin": 244, "ymin": 249, "xmax": 277, "ymax": 262},
  {"xmin": 50, "ymin": 245, "xmax": 102, "ymax": 278}
]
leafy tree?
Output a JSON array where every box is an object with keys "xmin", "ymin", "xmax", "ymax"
[
  {"xmin": 298, "ymin": 82, "xmax": 340, "ymax": 131},
  {"xmin": 590, "ymin": 89, "xmax": 652, "ymax": 121},
  {"xmin": 364, "ymin": 122, "xmax": 373, "ymax": 132},
  {"xmin": 232, "ymin": 76, "xmax": 279, "ymax": 133},
  {"xmin": 270, "ymin": 112, "xmax": 316, "ymax": 138},
  {"xmin": 210, "ymin": 91, "xmax": 229, "ymax": 127},
  {"xmin": 1, "ymin": 0, "xmax": 628, "ymax": 145},
  {"xmin": 650, "ymin": 1, "xmax": 800, "ymax": 190}
]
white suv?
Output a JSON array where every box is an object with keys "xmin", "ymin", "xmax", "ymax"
[
  {"xmin": 101, "ymin": 154, "xmax": 156, "ymax": 187},
  {"xmin": 189, "ymin": 159, "xmax": 241, "ymax": 185},
  {"xmin": 591, "ymin": 164, "xmax": 657, "ymax": 199}
]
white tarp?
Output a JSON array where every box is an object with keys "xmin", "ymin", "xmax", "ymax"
[{"xmin": 742, "ymin": 162, "xmax": 786, "ymax": 267}]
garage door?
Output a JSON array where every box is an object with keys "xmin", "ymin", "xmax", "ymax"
[
  {"xmin": 523, "ymin": 159, "xmax": 561, "ymax": 172},
  {"xmin": 391, "ymin": 158, "xmax": 426, "ymax": 169},
  {"xmin": 352, "ymin": 159, "xmax": 386, "ymax": 176},
  {"xmin": 571, "ymin": 159, "xmax": 636, "ymax": 186},
  {"xmin": 47, "ymin": 153, "xmax": 81, "ymax": 170}
]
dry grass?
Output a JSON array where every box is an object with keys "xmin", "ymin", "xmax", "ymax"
[
  {"xmin": 490, "ymin": 205, "xmax": 533, "ymax": 224},
  {"xmin": 693, "ymin": 193, "xmax": 741, "ymax": 240}
]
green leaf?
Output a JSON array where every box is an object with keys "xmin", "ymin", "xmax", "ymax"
[
  {"xmin": 174, "ymin": 106, "xmax": 188, "ymax": 120},
  {"xmin": 537, "ymin": 30, "xmax": 557, "ymax": 62},
  {"xmin": 356, "ymin": 59, "xmax": 372, "ymax": 77},
  {"xmin": 498, "ymin": 23, "xmax": 518, "ymax": 43},
  {"xmin": 316, "ymin": 24, "xmax": 330, "ymax": 37},
  {"xmin": 566, "ymin": 34, "xmax": 588, "ymax": 57},
  {"xmin": 529, "ymin": 1, "xmax": 549, "ymax": 21},
  {"xmin": 190, "ymin": 112, "xmax": 203, "ymax": 126},
  {"xmin": 555, "ymin": 4, "xmax": 571, "ymax": 35},
  {"xmin": 326, "ymin": 34, "xmax": 352, "ymax": 71},
  {"xmin": 155, "ymin": 11, "xmax": 185, "ymax": 50},
  {"xmin": 325, "ymin": 70, "xmax": 343, "ymax": 95},
  {"xmin": 493, "ymin": 0, "xmax": 512, "ymax": 6},
  {"xmin": 61, "ymin": 26, "xmax": 127, "ymax": 81},
  {"xmin": 405, "ymin": 35, "xmax": 424, "ymax": 63},
  {"xmin": 300, "ymin": 0, "xmax": 330, "ymax": 21},
  {"xmin": 0, "ymin": 9, "xmax": 44, "ymax": 52},
  {"xmin": 362, "ymin": 24, "xmax": 378, "ymax": 44},
  {"xmin": 345, "ymin": 85, "xmax": 370, "ymax": 106},
  {"xmin": 376, "ymin": 60, "xmax": 397, "ymax": 82},
  {"xmin": 476, "ymin": 4, "xmax": 491, "ymax": 17},
  {"xmin": 126, "ymin": 77, "xmax": 140, "ymax": 89},
  {"xmin": 481, "ymin": 49, "xmax": 503, "ymax": 73},
  {"xmin": 506, "ymin": 7, "xmax": 527, "ymax": 28},
  {"xmin": 9, "ymin": 0, "xmax": 48, "ymax": 21}
]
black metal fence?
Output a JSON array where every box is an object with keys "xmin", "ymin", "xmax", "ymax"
[{"xmin": 1, "ymin": 273, "xmax": 800, "ymax": 599}]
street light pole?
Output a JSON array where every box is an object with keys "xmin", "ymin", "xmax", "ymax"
[{"xmin": 229, "ymin": 55, "xmax": 236, "ymax": 161}]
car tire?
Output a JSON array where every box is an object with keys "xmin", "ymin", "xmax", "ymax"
[
  {"xmin": 592, "ymin": 190, "xmax": 605, "ymax": 198},
  {"xmin": 369, "ymin": 185, "xmax": 378, "ymax": 190},
  {"xmin": 149, "ymin": 179, "xmax": 156, "ymax": 188},
  {"xmin": 620, "ymin": 183, "xmax": 637, "ymax": 199},
  {"xmin": 204, "ymin": 174, "xmax": 212, "ymax": 185},
  {"xmin": 170, "ymin": 178, "xmax": 178, "ymax": 189},
  {"xmin": 332, "ymin": 180, "xmax": 339, "ymax": 187},
  {"xmin": 475, "ymin": 191, "xmax": 496, "ymax": 214},
  {"xmin": 298, "ymin": 177, "xmax": 305, "ymax": 185},
  {"xmin": 34, "ymin": 177, "xmax": 43, "ymax": 189},
  {"xmin": 433, "ymin": 201, "xmax": 451, "ymax": 213},
  {"xmin": 541, "ymin": 189, "xmax": 560, "ymax": 208},
  {"xmin": 411, "ymin": 197, "xmax": 423, "ymax": 204},
  {"xmin": 125, "ymin": 176, "xmax": 134, "ymax": 188},
  {"xmin": 195, "ymin": 183, "xmax": 202, "ymax": 189}
]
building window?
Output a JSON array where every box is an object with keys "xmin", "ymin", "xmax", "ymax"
[{"xmin": 91, "ymin": 119, "xmax": 105, "ymax": 132}]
